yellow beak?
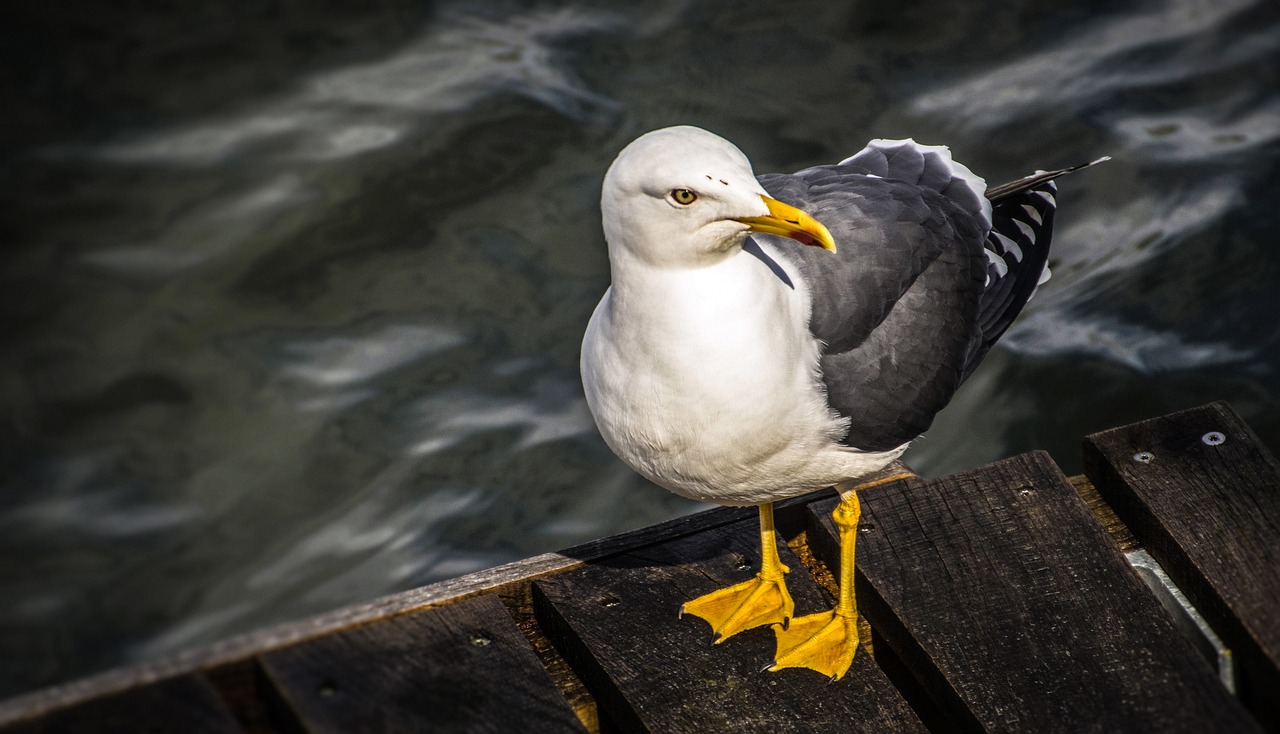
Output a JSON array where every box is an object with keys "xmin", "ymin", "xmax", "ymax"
[{"xmin": 734, "ymin": 196, "xmax": 837, "ymax": 253}]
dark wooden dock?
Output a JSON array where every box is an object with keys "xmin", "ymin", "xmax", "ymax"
[{"xmin": 2, "ymin": 402, "xmax": 1277, "ymax": 733}]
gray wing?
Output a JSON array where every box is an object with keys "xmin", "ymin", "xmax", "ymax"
[{"xmin": 756, "ymin": 143, "xmax": 995, "ymax": 451}]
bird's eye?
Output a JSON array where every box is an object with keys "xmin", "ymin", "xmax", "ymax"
[{"xmin": 670, "ymin": 189, "xmax": 698, "ymax": 206}]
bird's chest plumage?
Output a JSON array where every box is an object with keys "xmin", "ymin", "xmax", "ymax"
[{"xmin": 581, "ymin": 252, "xmax": 848, "ymax": 503}]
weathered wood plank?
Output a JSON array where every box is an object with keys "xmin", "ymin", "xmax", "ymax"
[
  {"xmin": 258, "ymin": 594, "xmax": 586, "ymax": 734},
  {"xmin": 532, "ymin": 516, "xmax": 926, "ymax": 733},
  {"xmin": 806, "ymin": 451, "xmax": 1257, "ymax": 733},
  {"xmin": 0, "ymin": 673, "xmax": 242, "ymax": 734},
  {"xmin": 1083, "ymin": 401, "xmax": 1280, "ymax": 729}
]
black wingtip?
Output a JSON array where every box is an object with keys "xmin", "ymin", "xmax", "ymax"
[{"xmin": 985, "ymin": 155, "xmax": 1111, "ymax": 202}]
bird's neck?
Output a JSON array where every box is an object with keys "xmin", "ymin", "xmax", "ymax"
[
  {"xmin": 602, "ymin": 244, "xmax": 798, "ymax": 350},
  {"xmin": 608, "ymin": 243, "xmax": 738, "ymax": 303}
]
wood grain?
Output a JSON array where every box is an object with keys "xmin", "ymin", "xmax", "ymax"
[
  {"xmin": 258, "ymin": 594, "xmax": 585, "ymax": 733},
  {"xmin": 1083, "ymin": 401, "xmax": 1280, "ymax": 729},
  {"xmin": 806, "ymin": 451, "xmax": 1257, "ymax": 733},
  {"xmin": 0, "ymin": 674, "xmax": 242, "ymax": 734},
  {"xmin": 532, "ymin": 515, "xmax": 925, "ymax": 733}
]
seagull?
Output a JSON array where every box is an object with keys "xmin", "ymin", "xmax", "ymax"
[{"xmin": 581, "ymin": 125, "xmax": 1105, "ymax": 681}]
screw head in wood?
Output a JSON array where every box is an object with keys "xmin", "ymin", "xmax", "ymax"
[
  {"xmin": 1133, "ymin": 451, "xmax": 1154, "ymax": 463},
  {"xmin": 1201, "ymin": 431, "xmax": 1226, "ymax": 446}
]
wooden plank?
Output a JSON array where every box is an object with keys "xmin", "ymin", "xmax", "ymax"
[
  {"xmin": 1083, "ymin": 401, "xmax": 1280, "ymax": 729},
  {"xmin": 258, "ymin": 594, "xmax": 586, "ymax": 734},
  {"xmin": 0, "ymin": 673, "xmax": 242, "ymax": 734},
  {"xmin": 805, "ymin": 451, "xmax": 1258, "ymax": 733},
  {"xmin": 532, "ymin": 515, "xmax": 926, "ymax": 733}
]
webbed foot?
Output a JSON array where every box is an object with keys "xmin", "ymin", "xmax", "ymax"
[
  {"xmin": 767, "ymin": 608, "xmax": 859, "ymax": 681},
  {"xmin": 681, "ymin": 570, "xmax": 795, "ymax": 643}
]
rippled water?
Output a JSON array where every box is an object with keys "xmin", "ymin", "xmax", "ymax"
[{"xmin": 3, "ymin": 0, "xmax": 1278, "ymax": 697}]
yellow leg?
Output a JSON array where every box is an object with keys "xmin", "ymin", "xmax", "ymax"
[
  {"xmin": 681, "ymin": 503, "xmax": 795, "ymax": 643},
  {"xmin": 768, "ymin": 492, "xmax": 862, "ymax": 681}
]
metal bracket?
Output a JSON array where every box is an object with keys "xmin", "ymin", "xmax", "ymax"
[{"xmin": 1125, "ymin": 549, "xmax": 1235, "ymax": 694}]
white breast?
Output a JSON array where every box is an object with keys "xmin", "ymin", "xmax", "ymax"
[{"xmin": 581, "ymin": 244, "xmax": 901, "ymax": 506}]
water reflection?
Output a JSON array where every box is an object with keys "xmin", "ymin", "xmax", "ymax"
[
  {"xmin": 82, "ymin": 8, "xmax": 621, "ymax": 165},
  {"xmin": 909, "ymin": 0, "xmax": 1270, "ymax": 128}
]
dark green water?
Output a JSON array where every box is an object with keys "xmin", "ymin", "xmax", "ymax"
[{"xmin": 2, "ymin": 0, "xmax": 1278, "ymax": 697}]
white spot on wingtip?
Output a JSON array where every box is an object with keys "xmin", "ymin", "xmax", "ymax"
[
  {"xmin": 985, "ymin": 249, "xmax": 1009, "ymax": 279},
  {"xmin": 993, "ymin": 232, "xmax": 1023, "ymax": 262},
  {"xmin": 1019, "ymin": 204, "xmax": 1043, "ymax": 225},
  {"xmin": 1030, "ymin": 190, "xmax": 1056, "ymax": 206}
]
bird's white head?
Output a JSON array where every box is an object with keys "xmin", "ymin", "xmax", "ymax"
[{"xmin": 601, "ymin": 126, "xmax": 835, "ymax": 268}]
